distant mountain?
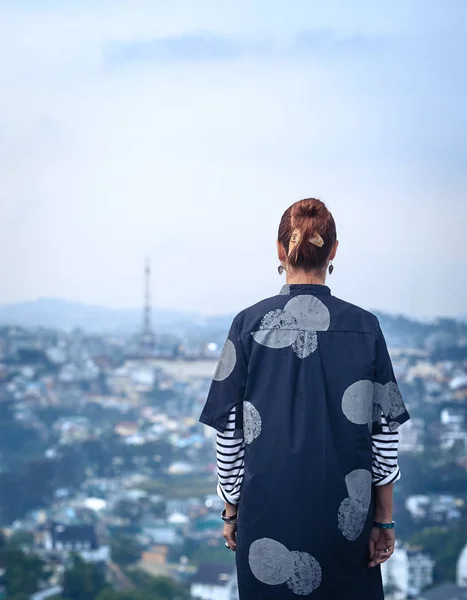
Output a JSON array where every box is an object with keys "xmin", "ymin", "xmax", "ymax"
[
  {"xmin": 0, "ymin": 298, "xmax": 464, "ymax": 349},
  {"xmin": 0, "ymin": 298, "xmax": 209, "ymax": 335}
]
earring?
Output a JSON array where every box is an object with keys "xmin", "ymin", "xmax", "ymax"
[
  {"xmin": 278, "ymin": 265, "xmax": 285, "ymax": 275},
  {"xmin": 328, "ymin": 261, "xmax": 334, "ymax": 275}
]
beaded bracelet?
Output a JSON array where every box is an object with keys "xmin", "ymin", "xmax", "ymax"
[{"xmin": 373, "ymin": 521, "xmax": 395, "ymax": 529}]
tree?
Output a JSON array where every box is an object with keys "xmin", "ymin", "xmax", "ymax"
[
  {"xmin": 1, "ymin": 547, "xmax": 47, "ymax": 596},
  {"xmin": 408, "ymin": 526, "xmax": 467, "ymax": 583},
  {"xmin": 8, "ymin": 530, "xmax": 34, "ymax": 548},
  {"xmin": 125, "ymin": 572, "xmax": 191, "ymax": 600},
  {"xmin": 62, "ymin": 554, "xmax": 107, "ymax": 600},
  {"xmin": 110, "ymin": 535, "xmax": 141, "ymax": 566}
]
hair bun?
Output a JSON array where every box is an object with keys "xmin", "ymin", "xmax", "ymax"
[
  {"xmin": 278, "ymin": 198, "xmax": 336, "ymax": 272},
  {"xmin": 294, "ymin": 204, "xmax": 318, "ymax": 218},
  {"xmin": 292, "ymin": 199, "xmax": 326, "ymax": 221}
]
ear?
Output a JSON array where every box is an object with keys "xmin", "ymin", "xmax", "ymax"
[
  {"xmin": 329, "ymin": 240, "xmax": 339, "ymax": 261},
  {"xmin": 277, "ymin": 240, "xmax": 287, "ymax": 263}
]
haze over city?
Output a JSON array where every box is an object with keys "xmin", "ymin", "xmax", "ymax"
[{"xmin": 1, "ymin": 0, "xmax": 466, "ymax": 319}]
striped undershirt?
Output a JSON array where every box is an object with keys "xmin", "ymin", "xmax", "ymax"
[{"xmin": 216, "ymin": 406, "xmax": 400, "ymax": 505}]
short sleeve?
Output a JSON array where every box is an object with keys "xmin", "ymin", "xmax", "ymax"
[
  {"xmin": 372, "ymin": 319, "xmax": 410, "ymax": 434},
  {"xmin": 199, "ymin": 316, "xmax": 247, "ymax": 434}
]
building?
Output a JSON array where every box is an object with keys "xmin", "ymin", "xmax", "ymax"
[
  {"xmin": 418, "ymin": 582, "xmax": 467, "ymax": 599},
  {"xmin": 407, "ymin": 551, "xmax": 434, "ymax": 596},
  {"xmin": 381, "ymin": 546, "xmax": 409, "ymax": 599},
  {"xmin": 42, "ymin": 523, "xmax": 110, "ymax": 564},
  {"xmin": 190, "ymin": 563, "xmax": 238, "ymax": 600},
  {"xmin": 399, "ymin": 418, "xmax": 425, "ymax": 453},
  {"xmin": 440, "ymin": 408, "xmax": 467, "ymax": 451},
  {"xmin": 458, "ymin": 542, "xmax": 467, "ymax": 587}
]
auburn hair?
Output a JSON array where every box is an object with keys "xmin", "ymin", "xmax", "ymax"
[{"xmin": 278, "ymin": 198, "xmax": 337, "ymax": 271}]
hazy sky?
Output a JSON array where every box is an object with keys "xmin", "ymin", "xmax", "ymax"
[{"xmin": 1, "ymin": 0, "xmax": 466, "ymax": 318}]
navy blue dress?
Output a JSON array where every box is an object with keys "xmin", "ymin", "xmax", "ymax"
[{"xmin": 199, "ymin": 284, "xmax": 410, "ymax": 599}]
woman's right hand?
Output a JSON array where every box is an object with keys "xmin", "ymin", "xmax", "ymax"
[{"xmin": 368, "ymin": 526, "xmax": 395, "ymax": 568}]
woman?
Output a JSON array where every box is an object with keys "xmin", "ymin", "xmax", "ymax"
[{"xmin": 199, "ymin": 198, "xmax": 410, "ymax": 599}]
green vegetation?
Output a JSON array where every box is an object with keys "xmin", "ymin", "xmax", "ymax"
[
  {"xmin": 111, "ymin": 534, "xmax": 142, "ymax": 566},
  {"xmin": 0, "ymin": 535, "xmax": 48, "ymax": 598},
  {"xmin": 408, "ymin": 525, "xmax": 467, "ymax": 583},
  {"xmin": 0, "ymin": 533, "xmax": 191, "ymax": 600},
  {"xmin": 62, "ymin": 555, "xmax": 107, "ymax": 600},
  {"xmin": 141, "ymin": 476, "xmax": 215, "ymax": 500}
]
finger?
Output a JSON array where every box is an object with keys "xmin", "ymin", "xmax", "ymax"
[
  {"xmin": 224, "ymin": 534, "xmax": 236, "ymax": 551},
  {"xmin": 369, "ymin": 548, "xmax": 393, "ymax": 567},
  {"xmin": 368, "ymin": 538, "xmax": 376, "ymax": 560},
  {"xmin": 374, "ymin": 550, "xmax": 393, "ymax": 565}
]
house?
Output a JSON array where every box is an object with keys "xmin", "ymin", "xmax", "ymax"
[
  {"xmin": 141, "ymin": 545, "xmax": 169, "ymax": 567},
  {"xmin": 399, "ymin": 418, "xmax": 425, "ymax": 453},
  {"xmin": 458, "ymin": 542, "xmax": 467, "ymax": 587},
  {"xmin": 142, "ymin": 524, "xmax": 182, "ymax": 546},
  {"xmin": 381, "ymin": 546, "xmax": 409, "ymax": 600},
  {"xmin": 190, "ymin": 563, "xmax": 238, "ymax": 600},
  {"xmin": 407, "ymin": 550, "xmax": 434, "ymax": 596},
  {"xmin": 418, "ymin": 582, "xmax": 467, "ymax": 599},
  {"xmin": 114, "ymin": 421, "xmax": 139, "ymax": 437},
  {"xmin": 43, "ymin": 523, "xmax": 110, "ymax": 564}
]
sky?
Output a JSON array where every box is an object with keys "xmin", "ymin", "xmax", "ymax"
[{"xmin": 0, "ymin": 0, "xmax": 466, "ymax": 319}]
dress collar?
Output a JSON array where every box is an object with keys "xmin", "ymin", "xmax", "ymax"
[{"xmin": 280, "ymin": 283, "xmax": 331, "ymax": 296}]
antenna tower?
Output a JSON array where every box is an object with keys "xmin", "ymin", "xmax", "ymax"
[{"xmin": 142, "ymin": 258, "xmax": 155, "ymax": 348}]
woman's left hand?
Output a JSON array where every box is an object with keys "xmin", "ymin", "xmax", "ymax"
[{"xmin": 223, "ymin": 522, "xmax": 237, "ymax": 551}]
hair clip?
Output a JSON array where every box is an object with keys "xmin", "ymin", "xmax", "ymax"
[
  {"xmin": 288, "ymin": 229, "xmax": 302, "ymax": 255},
  {"xmin": 309, "ymin": 232, "xmax": 324, "ymax": 247},
  {"xmin": 290, "ymin": 229, "xmax": 301, "ymax": 245}
]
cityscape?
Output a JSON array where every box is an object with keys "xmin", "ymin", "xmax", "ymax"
[{"xmin": 0, "ymin": 263, "xmax": 466, "ymax": 600}]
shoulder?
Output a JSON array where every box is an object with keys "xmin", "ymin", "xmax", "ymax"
[
  {"xmin": 230, "ymin": 293, "xmax": 289, "ymax": 336},
  {"xmin": 327, "ymin": 294, "xmax": 379, "ymax": 333},
  {"xmin": 230, "ymin": 291, "xmax": 381, "ymax": 336}
]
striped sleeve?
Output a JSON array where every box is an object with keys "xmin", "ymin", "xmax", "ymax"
[
  {"xmin": 372, "ymin": 411, "xmax": 401, "ymax": 486},
  {"xmin": 216, "ymin": 405, "xmax": 245, "ymax": 505}
]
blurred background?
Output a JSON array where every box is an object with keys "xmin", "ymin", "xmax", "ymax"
[{"xmin": 0, "ymin": 1, "xmax": 466, "ymax": 599}]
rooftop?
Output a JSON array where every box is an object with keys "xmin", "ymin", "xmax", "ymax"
[
  {"xmin": 419, "ymin": 583, "xmax": 467, "ymax": 600},
  {"xmin": 191, "ymin": 562, "xmax": 235, "ymax": 587}
]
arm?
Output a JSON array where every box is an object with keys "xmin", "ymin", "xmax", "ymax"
[
  {"xmin": 198, "ymin": 317, "xmax": 248, "ymax": 551},
  {"xmin": 369, "ymin": 483, "xmax": 396, "ymax": 568},
  {"xmin": 370, "ymin": 411, "xmax": 399, "ymax": 566},
  {"xmin": 374, "ymin": 482, "xmax": 395, "ymax": 524},
  {"xmin": 369, "ymin": 319, "xmax": 408, "ymax": 567},
  {"xmin": 218, "ymin": 405, "xmax": 245, "ymax": 550},
  {"xmin": 216, "ymin": 405, "xmax": 245, "ymax": 508},
  {"xmin": 372, "ymin": 412, "xmax": 400, "ymax": 487}
]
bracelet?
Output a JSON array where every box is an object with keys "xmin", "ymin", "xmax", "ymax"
[
  {"xmin": 221, "ymin": 509, "xmax": 237, "ymax": 524},
  {"xmin": 373, "ymin": 520, "xmax": 395, "ymax": 529}
]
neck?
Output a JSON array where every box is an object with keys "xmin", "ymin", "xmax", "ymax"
[{"xmin": 286, "ymin": 269, "xmax": 327, "ymax": 286}]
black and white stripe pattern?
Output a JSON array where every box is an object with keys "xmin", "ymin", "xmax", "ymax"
[
  {"xmin": 372, "ymin": 413, "xmax": 400, "ymax": 486},
  {"xmin": 216, "ymin": 406, "xmax": 400, "ymax": 504},
  {"xmin": 216, "ymin": 407, "xmax": 245, "ymax": 505}
]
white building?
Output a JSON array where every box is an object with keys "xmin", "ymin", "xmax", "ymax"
[
  {"xmin": 382, "ymin": 546, "xmax": 435, "ymax": 599},
  {"xmin": 43, "ymin": 523, "xmax": 110, "ymax": 564},
  {"xmin": 381, "ymin": 546, "xmax": 409, "ymax": 600},
  {"xmin": 407, "ymin": 551, "xmax": 435, "ymax": 596},
  {"xmin": 440, "ymin": 408, "xmax": 467, "ymax": 451},
  {"xmin": 399, "ymin": 418, "xmax": 425, "ymax": 453},
  {"xmin": 457, "ymin": 542, "xmax": 467, "ymax": 587},
  {"xmin": 191, "ymin": 563, "xmax": 238, "ymax": 600}
]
